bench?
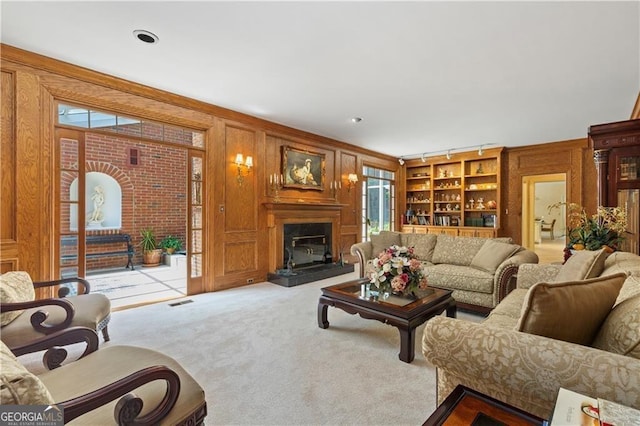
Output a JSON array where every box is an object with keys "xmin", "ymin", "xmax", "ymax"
[{"xmin": 61, "ymin": 233, "xmax": 135, "ymax": 270}]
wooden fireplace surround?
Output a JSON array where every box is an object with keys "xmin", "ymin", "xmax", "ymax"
[{"xmin": 264, "ymin": 202, "xmax": 346, "ymax": 273}]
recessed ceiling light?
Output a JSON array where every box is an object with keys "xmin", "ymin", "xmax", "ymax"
[
  {"xmin": 351, "ymin": 117, "xmax": 363, "ymax": 123},
  {"xmin": 133, "ymin": 30, "xmax": 159, "ymax": 44}
]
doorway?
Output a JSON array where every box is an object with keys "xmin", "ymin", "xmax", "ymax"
[
  {"xmin": 54, "ymin": 104, "xmax": 205, "ymax": 308},
  {"xmin": 522, "ymin": 173, "xmax": 566, "ymax": 264}
]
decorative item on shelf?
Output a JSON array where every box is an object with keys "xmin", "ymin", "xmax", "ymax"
[
  {"xmin": 366, "ymin": 245, "xmax": 428, "ymax": 299},
  {"xmin": 476, "ymin": 198, "xmax": 485, "ymax": 209},
  {"xmin": 269, "ymin": 173, "xmax": 284, "ymax": 203},
  {"xmin": 548, "ymin": 202, "xmax": 627, "ymax": 253},
  {"xmin": 476, "ymin": 163, "xmax": 484, "ymax": 174},
  {"xmin": 469, "ymin": 184, "xmax": 478, "ymax": 190},
  {"xmin": 439, "ymin": 168, "xmax": 447, "ymax": 178},
  {"xmin": 346, "ymin": 173, "xmax": 358, "ymax": 192},
  {"xmin": 486, "ymin": 200, "xmax": 497, "ymax": 209},
  {"xmin": 234, "ymin": 153, "xmax": 253, "ymax": 185},
  {"xmin": 469, "ymin": 198, "xmax": 475, "ymax": 209}
]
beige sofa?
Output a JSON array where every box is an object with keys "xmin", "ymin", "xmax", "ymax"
[
  {"xmin": 422, "ymin": 250, "xmax": 640, "ymax": 420},
  {"xmin": 351, "ymin": 231, "xmax": 538, "ymax": 313}
]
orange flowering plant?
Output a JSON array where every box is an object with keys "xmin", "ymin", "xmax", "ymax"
[{"xmin": 367, "ymin": 245, "xmax": 428, "ymax": 296}]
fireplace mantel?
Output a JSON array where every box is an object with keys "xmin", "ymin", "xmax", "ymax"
[{"xmin": 264, "ymin": 202, "xmax": 345, "ymax": 273}]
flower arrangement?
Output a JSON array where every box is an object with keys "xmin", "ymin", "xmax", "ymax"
[
  {"xmin": 548, "ymin": 202, "xmax": 627, "ymax": 251},
  {"xmin": 367, "ymin": 245, "xmax": 428, "ymax": 296}
]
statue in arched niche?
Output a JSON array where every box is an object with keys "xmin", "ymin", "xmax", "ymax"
[{"xmin": 87, "ymin": 185, "xmax": 105, "ymax": 225}]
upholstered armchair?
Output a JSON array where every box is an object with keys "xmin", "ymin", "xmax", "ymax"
[
  {"xmin": 0, "ymin": 271, "xmax": 111, "ymax": 349},
  {"xmin": 1, "ymin": 326, "xmax": 207, "ymax": 425}
]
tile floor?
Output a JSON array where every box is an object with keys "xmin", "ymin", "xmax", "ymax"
[{"xmin": 87, "ymin": 254, "xmax": 187, "ymax": 310}]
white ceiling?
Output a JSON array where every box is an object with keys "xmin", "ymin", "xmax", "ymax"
[{"xmin": 2, "ymin": 1, "xmax": 639, "ymax": 158}]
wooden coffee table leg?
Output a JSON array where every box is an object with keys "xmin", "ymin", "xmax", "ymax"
[
  {"xmin": 398, "ymin": 327, "xmax": 415, "ymax": 363},
  {"xmin": 317, "ymin": 299, "xmax": 330, "ymax": 329},
  {"xmin": 446, "ymin": 301, "xmax": 457, "ymax": 318}
]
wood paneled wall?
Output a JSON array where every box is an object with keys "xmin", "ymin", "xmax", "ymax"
[
  {"xmin": 502, "ymin": 139, "xmax": 597, "ymax": 243},
  {"xmin": 0, "ymin": 44, "xmax": 396, "ymax": 292}
]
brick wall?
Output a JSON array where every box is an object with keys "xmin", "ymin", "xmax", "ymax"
[{"xmin": 73, "ymin": 133, "xmax": 188, "ymax": 271}]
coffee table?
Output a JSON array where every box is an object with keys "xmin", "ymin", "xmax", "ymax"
[
  {"xmin": 318, "ymin": 279, "xmax": 456, "ymax": 363},
  {"xmin": 423, "ymin": 385, "xmax": 545, "ymax": 425}
]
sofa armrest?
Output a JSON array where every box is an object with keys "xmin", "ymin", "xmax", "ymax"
[
  {"xmin": 422, "ymin": 316, "xmax": 640, "ymax": 419},
  {"xmin": 494, "ymin": 249, "xmax": 539, "ymax": 301},
  {"xmin": 350, "ymin": 242, "xmax": 373, "ymax": 278},
  {"xmin": 516, "ymin": 263, "xmax": 562, "ymax": 289}
]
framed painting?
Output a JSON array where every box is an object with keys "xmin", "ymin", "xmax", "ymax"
[{"xmin": 282, "ymin": 146, "xmax": 325, "ymax": 190}]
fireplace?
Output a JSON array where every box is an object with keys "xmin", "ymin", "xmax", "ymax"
[
  {"xmin": 283, "ymin": 223, "xmax": 332, "ymax": 269},
  {"xmin": 264, "ymin": 202, "xmax": 354, "ymax": 287}
]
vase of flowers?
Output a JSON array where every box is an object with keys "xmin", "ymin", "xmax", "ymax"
[
  {"xmin": 548, "ymin": 202, "xmax": 627, "ymax": 257},
  {"xmin": 366, "ymin": 245, "xmax": 428, "ymax": 298}
]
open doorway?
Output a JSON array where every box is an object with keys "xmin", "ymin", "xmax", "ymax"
[
  {"xmin": 55, "ymin": 103, "xmax": 205, "ymax": 309},
  {"xmin": 522, "ymin": 173, "xmax": 566, "ymax": 264}
]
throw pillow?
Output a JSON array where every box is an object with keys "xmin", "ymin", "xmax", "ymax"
[
  {"xmin": 0, "ymin": 271, "xmax": 36, "ymax": 326},
  {"xmin": 592, "ymin": 293, "xmax": 640, "ymax": 360},
  {"xmin": 470, "ymin": 240, "xmax": 521, "ymax": 274},
  {"xmin": 516, "ymin": 272, "xmax": 627, "ymax": 345},
  {"xmin": 0, "ymin": 340, "xmax": 54, "ymax": 404},
  {"xmin": 431, "ymin": 235, "xmax": 487, "ymax": 266},
  {"xmin": 402, "ymin": 233, "xmax": 437, "ymax": 262},
  {"xmin": 554, "ymin": 248, "xmax": 608, "ymax": 282},
  {"xmin": 370, "ymin": 231, "xmax": 401, "ymax": 258}
]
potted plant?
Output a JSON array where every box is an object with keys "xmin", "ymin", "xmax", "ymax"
[
  {"xmin": 160, "ymin": 235, "xmax": 182, "ymax": 254},
  {"xmin": 548, "ymin": 202, "xmax": 627, "ymax": 257},
  {"xmin": 139, "ymin": 229, "xmax": 162, "ymax": 266}
]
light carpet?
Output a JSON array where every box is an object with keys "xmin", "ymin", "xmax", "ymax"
[{"xmin": 22, "ymin": 271, "xmax": 482, "ymax": 425}]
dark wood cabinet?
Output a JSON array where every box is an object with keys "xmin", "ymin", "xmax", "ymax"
[{"xmin": 589, "ymin": 119, "xmax": 640, "ymax": 254}]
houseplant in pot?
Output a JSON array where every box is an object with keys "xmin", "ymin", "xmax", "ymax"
[
  {"xmin": 160, "ymin": 235, "xmax": 182, "ymax": 255},
  {"xmin": 139, "ymin": 229, "xmax": 163, "ymax": 266}
]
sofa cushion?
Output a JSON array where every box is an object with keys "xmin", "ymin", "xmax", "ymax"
[
  {"xmin": 402, "ymin": 233, "xmax": 437, "ymax": 262},
  {"xmin": 431, "ymin": 235, "xmax": 487, "ymax": 266},
  {"xmin": 516, "ymin": 273, "xmax": 627, "ymax": 345},
  {"xmin": 425, "ymin": 264, "xmax": 494, "ymax": 294},
  {"xmin": 470, "ymin": 240, "xmax": 521, "ymax": 274},
  {"xmin": 0, "ymin": 340, "xmax": 54, "ymax": 405},
  {"xmin": 0, "ymin": 271, "xmax": 36, "ymax": 326},
  {"xmin": 592, "ymin": 293, "xmax": 640, "ymax": 360},
  {"xmin": 554, "ymin": 248, "xmax": 608, "ymax": 282},
  {"xmin": 370, "ymin": 231, "xmax": 401, "ymax": 258}
]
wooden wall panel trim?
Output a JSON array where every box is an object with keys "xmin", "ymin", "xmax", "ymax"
[
  {"xmin": 2, "ymin": 44, "xmax": 395, "ymax": 161},
  {"xmin": 502, "ymin": 138, "xmax": 594, "ymax": 244},
  {"xmin": 1, "ymin": 70, "xmax": 16, "ymax": 244},
  {"xmin": 14, "ymin": 71, "xmax": 43, "ymax": 278}
]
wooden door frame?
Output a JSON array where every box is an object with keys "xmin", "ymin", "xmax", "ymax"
[{"xmin": 521, "ymin": 173, "xmax": 566, "ymax": 250}]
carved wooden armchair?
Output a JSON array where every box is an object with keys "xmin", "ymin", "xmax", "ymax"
[
  {"xmin": 1, "ymin": 327, "xmax": 207, "ymax": 425},
  {"xmin": 540, "ymin": 219, "xmax": 556, "ymax": 239},
  {"xmin": 0, "ymin": 271, "xmax": 111, "ymax": 350}
]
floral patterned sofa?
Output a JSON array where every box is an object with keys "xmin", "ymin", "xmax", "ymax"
[
  {"xmin": 422, "ymin": 250, "xmax": 640, "ymax": 420},
  {"xmin": 350, "ymin": 231, "xmax": 539, "ymax": 313}
]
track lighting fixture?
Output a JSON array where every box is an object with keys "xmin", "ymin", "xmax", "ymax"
[{"xmin": 397, "ymin": 143, "xmax": 495, "ymax": 163}]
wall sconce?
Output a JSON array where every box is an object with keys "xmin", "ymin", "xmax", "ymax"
[
  {"xmin": 235, "ymin": 153, "xmax": 253, "ymax": 185},
  {"xmin": 347, "ymin": 173, "xmax": 358, "ymax": 192}
]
